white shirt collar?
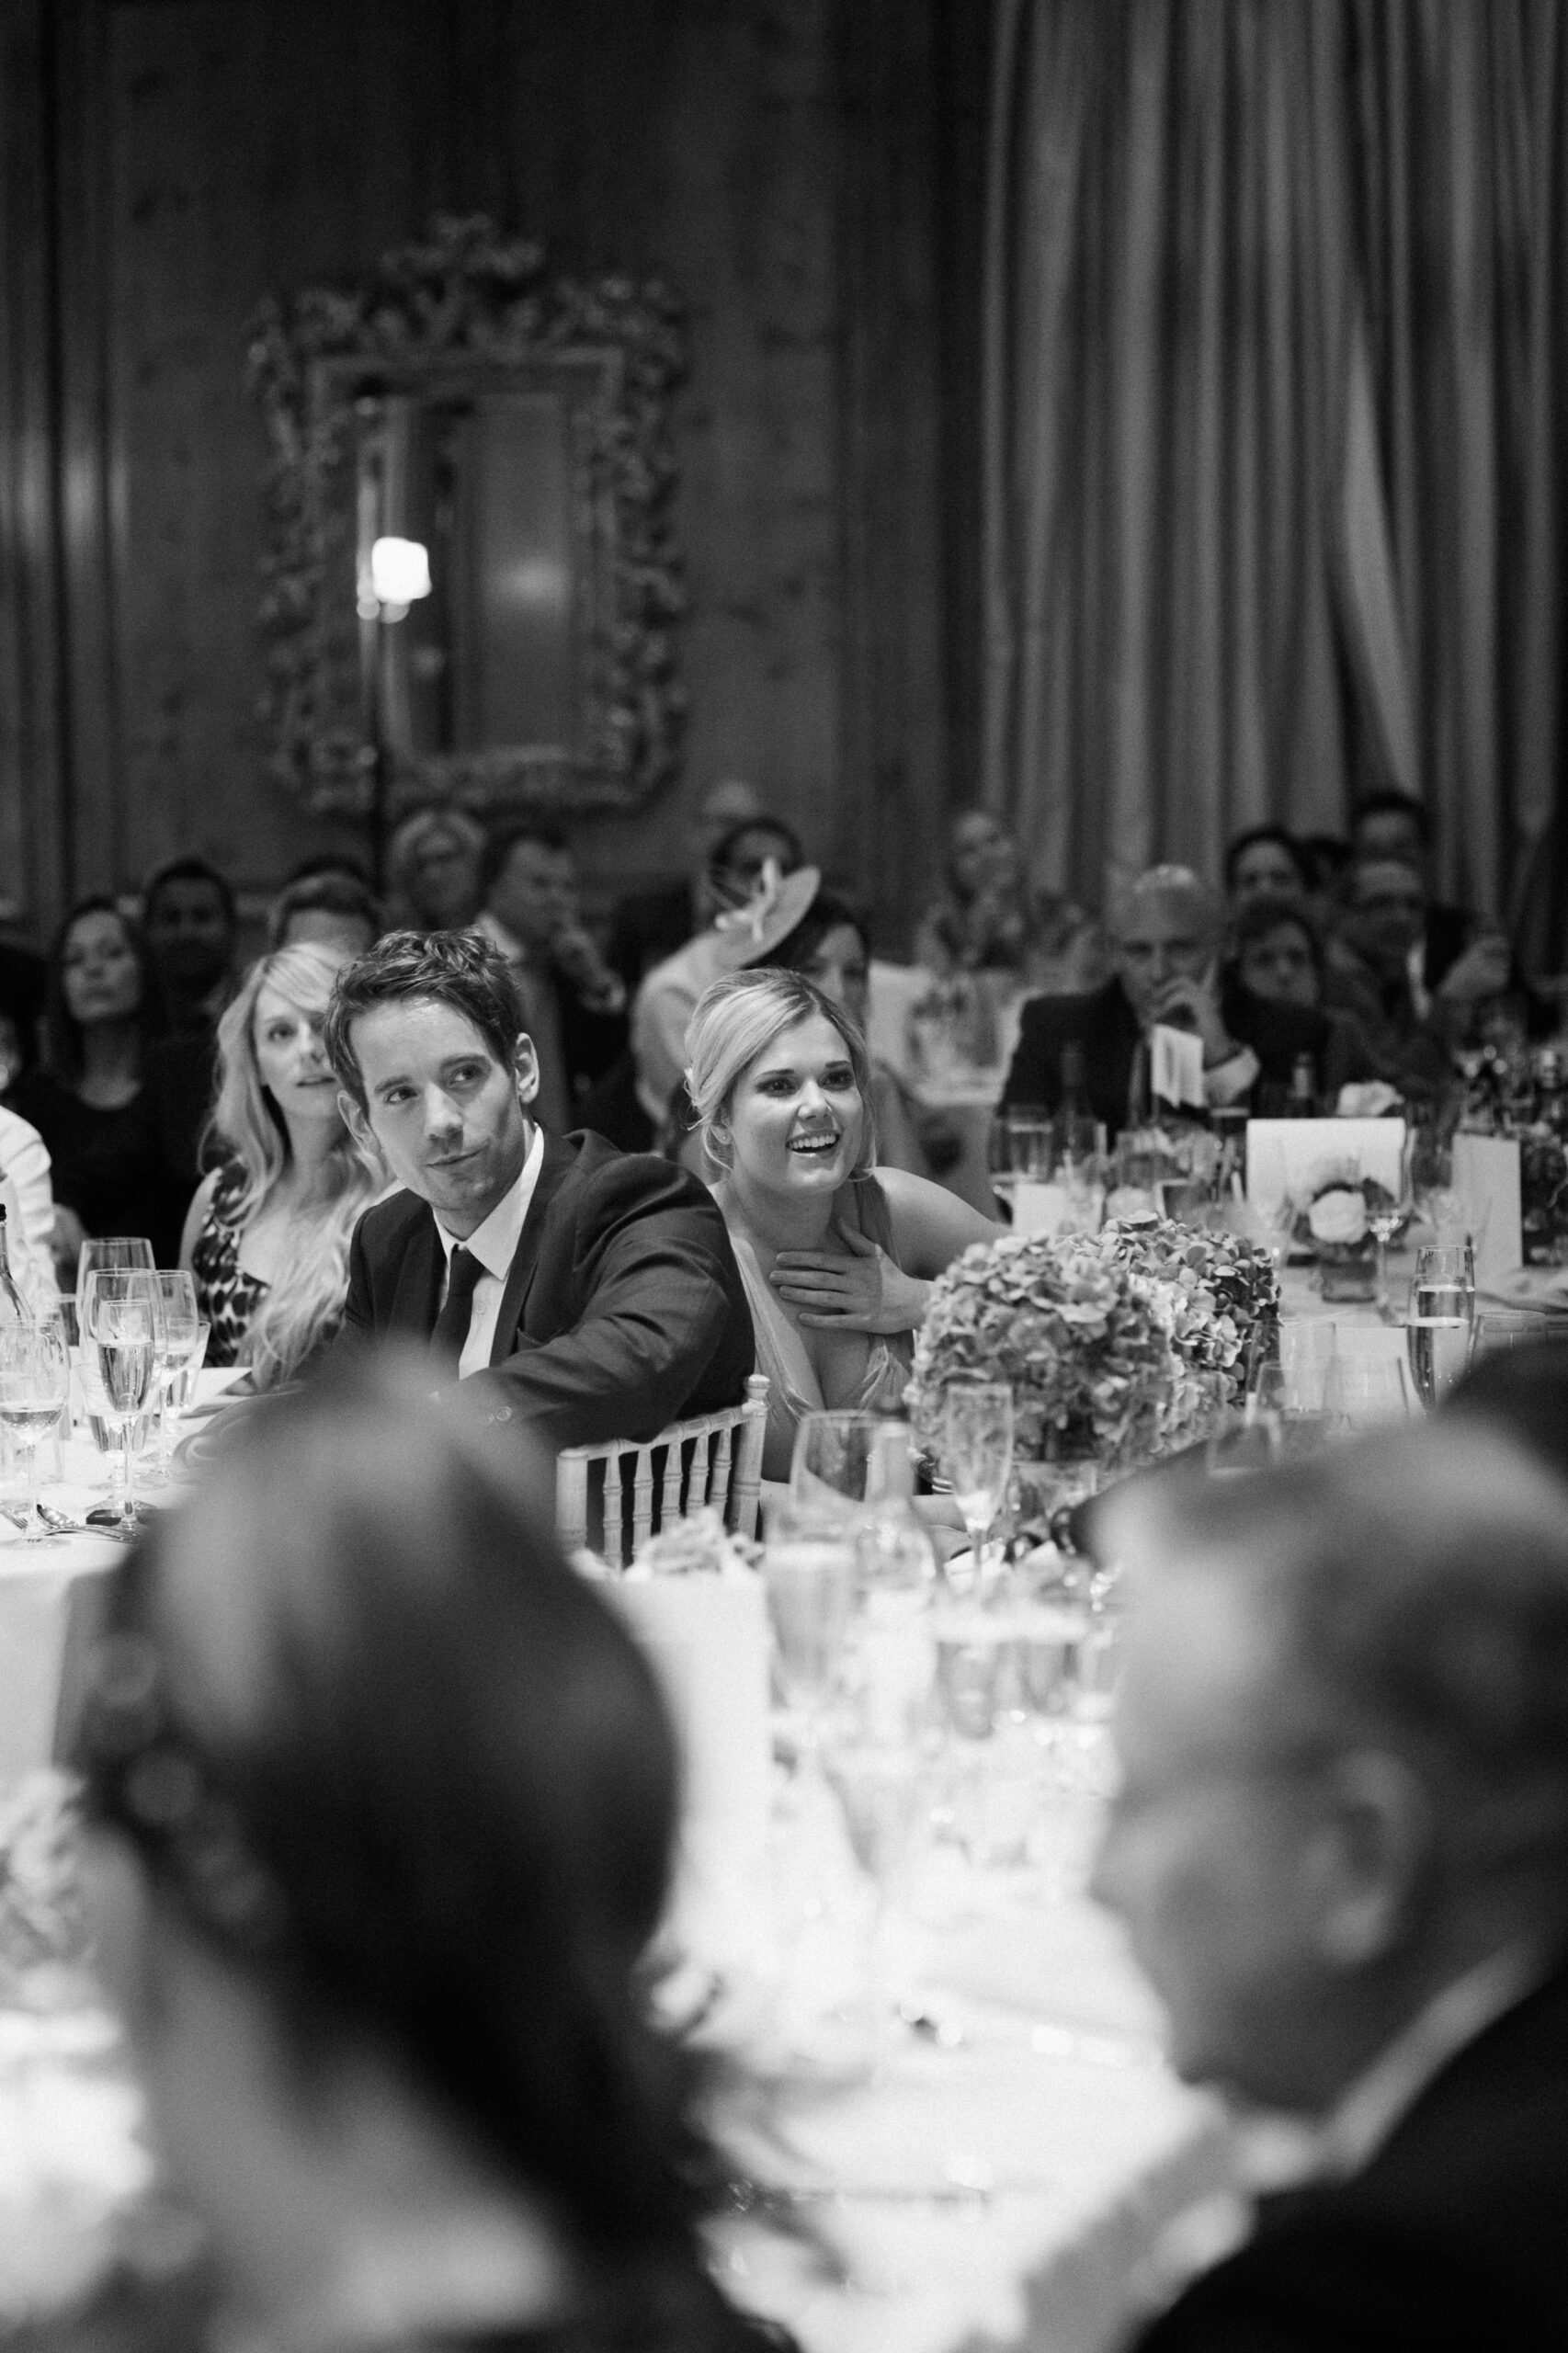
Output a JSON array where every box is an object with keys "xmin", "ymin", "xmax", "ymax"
[{"xmin": 433, "ymin": 1125, "xmax": 544, "ymax": 1282}]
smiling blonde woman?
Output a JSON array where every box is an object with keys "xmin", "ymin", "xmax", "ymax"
[
  {"xmin": 180, "ymin": 943, "xmax": 381, "ymax": 1384},
  {"xmin": 686, "ymin": 967, "xmax": 998, "ymax": 1479}
]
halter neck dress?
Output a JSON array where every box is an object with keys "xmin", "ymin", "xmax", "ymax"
[{"xmin": 726, "ymin": 1174, "xmax": 914, "ymax": 1481}]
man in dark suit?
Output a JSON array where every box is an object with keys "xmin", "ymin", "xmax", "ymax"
[
  {"xmin": 1002, "ymin": 864, "xmax": 1333, "ymax": 1138},
  {"xmin": 1093, "ymin": 1423, "xmax": 1568, "ymax": 2352},
  {"xmin": 324, "ymin": 929, "xmax": 753, "ymax": 1453}
]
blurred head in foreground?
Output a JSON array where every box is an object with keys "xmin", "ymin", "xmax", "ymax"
[
  {"xmin": 1091, "ymin": 1423, "xmax": 1568, "ymax": 2114},
  {"xmin": 74, "ymin": 1356, "xmax": 764, "ymax": 2348}
]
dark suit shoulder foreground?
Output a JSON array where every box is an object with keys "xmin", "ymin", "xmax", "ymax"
[
  {"xmin": 1134, "ymin": 1961, "xmax": 1568, "ymax": 2353},
  {"xmin": 340, "ymin": 1130, "xmax": 754, "ymax": 1455}
]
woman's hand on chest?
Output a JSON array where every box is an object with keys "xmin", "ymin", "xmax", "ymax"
[{"xmin": 768, "ymin": 1219, "xmax": 929, "ymax": 1336}]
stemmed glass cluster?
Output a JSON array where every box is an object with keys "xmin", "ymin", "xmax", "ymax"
[{"xmin": 0, "ymin": 1238, "xmax": 210, "ymax": 1542}]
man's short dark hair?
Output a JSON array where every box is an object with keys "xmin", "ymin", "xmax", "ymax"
[
  {"xmin": 324, "ymin": 929, "xmax": 526, "ymax": 1108},
  {"xmin": 708, "ymin": 815, "xmax": 803, "ymax": 880},
  {"xmin": 479, "ymin": 816, "xmax": 573, "ymax": 902},
  {"xmin": 1351, "ymin": 790, "xmax": 1432, "ymax": 851},
  {"xmin": 1223, "ymin": 824, "xmax": 1310, "ymax": 894},
  {"xmin": 267, "ymin": 871, "xmax": 384, "ymax": 949},
  {"xmin": 142, "ymin": 854, "xmax": 238, "ymax": 927}
]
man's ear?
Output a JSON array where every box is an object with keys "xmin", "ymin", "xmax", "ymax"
[
  {"xmin": 512, "ymin": 1033, "xmax": 540, "ymax": 1107},
  {"xmin": 1312, "ymin": 1750, "xmax": 1434, "ymax": 1970},
  {"xmin": 339, "ymin": 1091, "xmax": 375, "ymax": 1154}
]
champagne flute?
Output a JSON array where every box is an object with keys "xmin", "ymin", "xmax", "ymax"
[
  {"xmin": 75, "ymin": 1236, "xmax": 154, "ymax": 1337},
  {"xmin": 762, "ymin": 1502, "xmax": 856, "ymax": 1756},
  {"xmin": 821, "ymin": 1734, "xmax": 930, "ymax": 2046},
  {"xmin": 940, "ymin": 1380, "xmax": 1014, "ymax": 1593},
  {"xmin": 1406, "ymin": 1242, "xmax": 1475, "ymax": 1412},
  {"xmin": 0, "ymin": 1317, "xmax": 71, "ymax": 1541},
  {"xmin": 1368, "ymin": 1144, "xmax": 1415, "ymax": 1313},
  {"xmin": 82, "ymin": 1267, "xmax": 157, "ymax": 1532},
  {"xmin": 148, "ymin": 1270, "xmax": 201, "ymax": 1483}
]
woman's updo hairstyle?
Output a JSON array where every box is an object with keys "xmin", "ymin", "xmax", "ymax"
[{"xmin": 685, "ymin": 967, "xmax": 877, "ymax": 1178}]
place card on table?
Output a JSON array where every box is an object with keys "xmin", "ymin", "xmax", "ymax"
[
  {"xmin": 1151, "ymin": 1024, "xmax": 1206, "ymax": 1111},
  {"xmin": 1450, "ymin": 1131, "xmax": 1522, "ymax": 1283},
  {"xmin": 1245, "ymin": 1118, "xmax": 1406, "ymax": 1214}
]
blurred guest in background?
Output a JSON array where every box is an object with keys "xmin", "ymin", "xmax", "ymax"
[
  {"xmin": 11, "ymin": 896, "xmax": 188, "ymax": 1270},
  {"xmin": 0, "ymin": 932, "xmax": 45, "ymax": 1078},
  {"xmin": 266, "ymin": 870, "xmax": 382, "ymax": 960},
  {"xmin": 1223, "ymin": 823, "xmax": 1312, "ymax": 906},
  {"xmin": 141, "ymin": 854, "xmax": 243, "ymax": 1192},
  {"xmin": 630, "ymin": 815, "xmax": 803, "ymax": 1132},
  {"xmin": 326, "ymin": 930, "xmax": 752, "ymax": 1450},
  {"xmin": 915, "ymin": 809, "xmax": 1099, "ymax": 995},
  {"xmin": 1349, "ymin": 790, "xmax": 1474, "ymax": 994},
  {"xmin": 1324, "ymin": 856, "xmax": 1510, "ymax": 1094},
  {"xmin": 181, "ymin": 943, "xmax": 379, "ymax": 1386},
  {"xmin": 387, "ymin": 805, "xmax": 486, "ymax": 933},
  {"xmin": 607, "ymin": 775, "xmax": 763, "ymax": 992},
  {"xmin": 474, "ymin": 820, "xmax": 628, "ymax": 1133},
  {"xmin": 687, "ymin": 967, "xmax": 996, "ymax": 1478},
  {"xmin": 142, "ymin": 855, "xmax": 239, "ymax": 1033},
  {"xmin": 75, "ymin": 1358, "xmax": 780, "ymax": 2353},
  {"xmin": 1225, "ymin": 892, "xmax": 1381, "ymax": 1105},
  {"xmin": 1097, "ymin": 1424, "xmax": 1568, "ymax": 2353},
  {"xmin": 1003, "ymin": 865, "xmax": 1333, "ymax": 1140}
]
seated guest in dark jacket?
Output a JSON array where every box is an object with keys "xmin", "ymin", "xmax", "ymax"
[
  {"xmin": 0, "ymin": 938, "xmax": 45, "ymax": 1077},
  {"xmin": 1097, "ymin": 1422, "xmax": 1568, "ymax": 2353},
  {"xmin": 1003, "ymin": 864, "xmax": 1335, "ymax": 1141},
  {"xmin": 74, "ymin": 1356, "xmax": 782, "ymax": 2353},
  {"xmin": 606, "ymin": 774, "xmax": 763, "ymax": 992},
  {"xmin": 325, "ymin": 930, "xmax": 753, "ymax": 1452},
  {"xmin": 1324, "ymin": 855, "xmax": 1512, "ymax": 1095},
  {"xmin": 473, "ymin": 819, "xmax": 630, "ymax": 1134},
  {"xmin": 11, "ymin": 896, "xmax": 190, "ymax": 1270},
  {"xmin": 1226, "ymin": 892, "xmax": 1382, "ymax": 1108}
]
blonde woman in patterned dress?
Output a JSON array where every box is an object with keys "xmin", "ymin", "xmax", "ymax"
[{"xmin": 179, "ymin": 943, "xmax": 381, "ymax": 1387}]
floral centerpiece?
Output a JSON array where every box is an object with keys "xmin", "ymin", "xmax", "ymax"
[{"xmin": 908, "ymin": 1219, "xmax": 1278, "ymax": 1528}]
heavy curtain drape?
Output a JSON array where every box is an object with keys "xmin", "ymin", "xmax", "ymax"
[{"xmin": 983, "ymin": 0, "xmax": 1568, "ymax": 958}]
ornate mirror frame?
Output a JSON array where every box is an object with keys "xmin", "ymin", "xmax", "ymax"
[{"xmin": 245, "ymin": 214, "xmax": 687, "ymax": 821}]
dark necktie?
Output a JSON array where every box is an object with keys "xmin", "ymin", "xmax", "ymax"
[{"xmin": 431, "ymin": 1245, "xmax": 484, "ymax": 1368}]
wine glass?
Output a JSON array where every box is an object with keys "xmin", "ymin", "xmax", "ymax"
[
  {"xmin": 0, "ymin": 1317, "xmax": 71, "ymax": 1541},
  {"xmin": 148, "ymin": 1270, "xmax": 201, "ymax": 1483},
  {"xmin": 821, "ymin": 1734, "xmax": 931, "ymax": 2047},
  {"xmin": 82, "ymin": 1267, "xmax": 158, "ymax": 1532},
  {"xmin": 75, "ymin": 1237, "xmax": 154, "ymax": 1338},
  {"xmin": 790, "ymin": 1411, "xmax": 909, "ymax": 1518},
  {"xmin": 1471, "ymin": 1310, "xmax": 1549, "ymax": 1359},
  {"xmin": 1405, "ymin": 1242, "xmax": 1476, "ymax": 1412},
  {"xmin": 940, "ymin": 1381, "xmax": 1014, "ymax": 1593}
]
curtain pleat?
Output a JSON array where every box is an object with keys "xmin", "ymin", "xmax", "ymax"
[{"xmin": 984, "ymin": 0, "xmax": 1568, "ymax": 961}]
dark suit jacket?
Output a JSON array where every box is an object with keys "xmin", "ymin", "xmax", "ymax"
[
  {"xmin": 1133, "ymin": 1959, "xmax": 1568, "ymax": 2353},
  {"xmin": 1001, "ymin": 978, "xmax": 1355, "ymax": 1142},
  {"xmin": 338, "ymin": 1130, "xmax": 754, "ymax": 1453},
  {"xmin": 607, "ymin": 878, "xmax": 696, "ymax": 992}
]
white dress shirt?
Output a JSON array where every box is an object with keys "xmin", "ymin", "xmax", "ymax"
[
  {"xmin": 0, "ymin": 1103, "xmax": 58, "ymax": 1308},
  {"xmin": 433, "ymin": 1126, "xmax": 545, "ymax": 1379}
]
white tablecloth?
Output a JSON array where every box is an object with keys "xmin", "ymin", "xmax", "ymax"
[{"xmin": 0, "ymin": 1371, "xmax": 244, "ymax": 1780}]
